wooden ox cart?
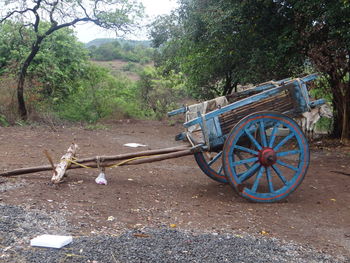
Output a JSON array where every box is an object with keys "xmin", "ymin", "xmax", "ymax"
[
  {"xmin": 168, "ymin": 74, "xmax": 324, "ymax": 202},
  {"xmin": 1, "ymin": 74, "xmax": 324, "ymax": 203}
]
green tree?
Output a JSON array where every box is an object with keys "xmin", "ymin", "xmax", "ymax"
[
  {"xmin": 138, "ymin": 67, "xmax": 186, "ymax": 118},
  {"xmin": 0, "ymin": 0, "xmax": 144, "ymax": 120},
  {"xmin": 151, "ymin": 0, "xmax": 350, "ymax": 140},
  {"xmin": 276, "ymin": 0, "xmax": 350, "ymax": 140},
  {"xmin": 0, "ymin": 23, "xmax": 90, "ymax": 100},
  {"xmin": 150, "ymin": 0, "xmax": 304, "ymax": 98}
]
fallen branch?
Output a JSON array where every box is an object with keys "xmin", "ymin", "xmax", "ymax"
[{"xmin": 51, "ymin": 143, "xmax": 79, "ymax": 183}]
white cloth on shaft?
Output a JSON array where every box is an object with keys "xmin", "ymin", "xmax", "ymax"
[
  {"xmin": 95, "ymin": 171, "xmax": 107, "ymax": 185},
  {"xmin": 185, "ymin": 96, "xmax": 228, "ymax": 133}
]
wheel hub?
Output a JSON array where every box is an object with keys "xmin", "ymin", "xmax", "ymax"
[{"xmin": 258, "ymin": 147, "xmax": 277, "ymax": 167}]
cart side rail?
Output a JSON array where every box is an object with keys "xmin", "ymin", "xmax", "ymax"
[{"xmin": 183, "ymin": 74, "xmax": 317, "ymax": 129}]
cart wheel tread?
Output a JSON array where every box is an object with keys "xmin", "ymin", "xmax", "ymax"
[
  {"xmin": 223, "ymin": 111, "xmax": 309, "ymax": 202},
  {"xmin": 194, "ymin": 151, "xmax": 228, "ymax": 183}
]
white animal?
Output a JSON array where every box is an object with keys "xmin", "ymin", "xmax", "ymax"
[{"xmin": 297, "ymin": 104, "xmax": 332, "ymax": 139}]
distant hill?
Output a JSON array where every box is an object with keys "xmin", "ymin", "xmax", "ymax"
[{"xmin": 86, "ymin": 38, "xmax": 151, "ymax": 48}]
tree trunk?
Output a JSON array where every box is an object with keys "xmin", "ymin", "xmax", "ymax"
[
  {"xmin": 341, "ymin": 82, "xmax": 350, "ymax": 142},
  {"xmin": 17, "ymin": 37, "xmax": 43, "ymax": 120},
  {"xmin": 328, "ymin": 77, "xmax": 350, "ymax": 141},
  {"xmin": 223, "ymin": 70, "xmax": 234, "ymax": 95},
  {"xmin": 331, "ymin": 95, "xmax": 342, "ymax": 138},
  {"xmin": 17, "ymin": 75, "xmax": 27, "ymax": 120}
]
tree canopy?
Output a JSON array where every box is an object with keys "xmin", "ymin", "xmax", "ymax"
[
  {"xmin": 150, "ymin": 0, "xmax": 350, "ymax": 140},
  {"xmin": 0, "ymin": 0, "xmax": 144, "ymax": 119},
  {"xmin": 150, "ymin": 0, "xmax": 305, "ymax": 98}
]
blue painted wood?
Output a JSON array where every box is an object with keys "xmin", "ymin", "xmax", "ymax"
[
  {"xmin": 183, "ymin": 74, "xmax": 318, "ymax": 129},
  {"xmin": 289, "ymin": 81, "xmax": 309, "ymax": 113},
  {"xmin": 236, "ymin": 77, "xmax": 292, "ymax": 96},
  {"xmin": 175, "ymin": 132, "xmax": 186, "ymax": 141},
  {"xmin": 299, "ymin": 73, "xmax": 318, "ymax": 82},
  {"xmin": 222, "ymin": 112, "xmax": 310, "ymax": 203},
  {"xmin": 167, "ymin": 106, "xmax": 187, "ymax": 117},
  {"xmin": 206, "ymin": 116, "xmax": 225, "ymax": 149},
  {"xmin": 309, "ymin": 99, "xmax": 326, "ymax": 108}
]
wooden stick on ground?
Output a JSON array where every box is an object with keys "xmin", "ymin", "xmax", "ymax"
[
  {"xmin": 51, "ymin": 143, "xmax": 79, "ymax": 184},
  {"xmin": 0, "ymin": 145, "xmax": 193, "ymax": 178}
]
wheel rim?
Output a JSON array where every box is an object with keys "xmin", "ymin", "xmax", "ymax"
[
  {"xmin": 223, "ymin": 112, "xmax": 309, "ymax": 202},
  {"xmin": 194, "ymin": 151, "xmax": 228, "ymax": 183}
]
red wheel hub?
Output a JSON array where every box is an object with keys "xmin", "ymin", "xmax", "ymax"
[{"xmin": 258, "ymin": 147, "xmax": 277, "ymax": 167}]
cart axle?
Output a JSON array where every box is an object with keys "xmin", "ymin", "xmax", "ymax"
[{"xmin": 258, "ymin": 147, "xmax": 277, "ymax": 167}]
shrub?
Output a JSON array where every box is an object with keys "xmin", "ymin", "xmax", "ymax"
[
  {"xmin": 54, "ymin": 63, "xmax": 146, "ymax": 123},
  {"xmin": 138, "ymin": 67, "xmax": 188, "ymax": 119}
]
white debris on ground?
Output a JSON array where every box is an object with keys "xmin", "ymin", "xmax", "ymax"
[{"xmin": 123, "ymin": 143, "xmax": 148, "ymax": 148}]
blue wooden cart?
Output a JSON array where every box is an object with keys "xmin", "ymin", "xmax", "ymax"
[{"xmin": 168, "ymin": 74, "xmax": 325, "ymax": 203}]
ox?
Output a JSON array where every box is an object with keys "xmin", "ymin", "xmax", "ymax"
[{"xmin": 297, "ymin": 104, "xmax": 333, "ymax": 139}]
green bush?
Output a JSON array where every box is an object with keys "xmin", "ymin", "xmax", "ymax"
[
  {"xmin": 0, "ymin": 114, "xmax": 9, "ymax": 127},
  {"xmin": 89, "ymin": 40, "xmax": 153, "ymax": 64},
  {"xmin": 138, "ymin": 67, "xmax": 188, "ymax": 119},
  {"xmin": 54, "ymin": 63, "xmax": 146, "ymax": 123}
]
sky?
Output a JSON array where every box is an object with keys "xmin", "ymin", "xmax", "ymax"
[{"xmin": 74, "ymin": 0, "xmax": 179, "ymax": 43}]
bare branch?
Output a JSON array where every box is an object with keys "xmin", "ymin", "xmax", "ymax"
[
  {"xmin": 77, "ymin": 1, "xmax": 90, "ymax": 19},
  {"xmin": 45, "ymin": 17, "xmax": 91, "ymax": 36},
  {"xmin": 0, "ymin": 8, "xmax": 33, "ymax": 23},
  {"xmin": 48, "ymin": 0, "xmax": 59, "ymax": 26}
]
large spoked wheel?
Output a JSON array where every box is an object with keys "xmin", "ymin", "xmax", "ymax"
[
  {"xmin": 223, "ymin": 112, "xmax": 309, "ymax": 203},
  {"xmin": 194, "ymin": 151, "xmax": 228, "ymax": 183}
]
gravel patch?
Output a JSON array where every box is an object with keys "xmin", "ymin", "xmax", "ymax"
[
  {"xmin": 0, "ymin": 179, "xmax": 27, "ymax": 192},
  {"xmin": 1, "ymin": 203, "xmax": 348, "ymax": 263}
]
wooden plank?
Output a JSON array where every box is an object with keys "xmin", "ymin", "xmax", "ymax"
[
  {"xmin": 184, "ymin": 74, "xmax": 318, "ymax": 129},
  {"xmin": 75, "ymin": 145, "xmax": 191, "ymax": 164},
  {"xmin": 0, "ymin": 145, "xmax": 193, "ymax": 178},
  {"xmin": 184, "ymin": 83, "xmax": 294, "ymax": 128},
  {"xmin": 219, "ymin": 92, "xmax": 295, "ymax": 135}
]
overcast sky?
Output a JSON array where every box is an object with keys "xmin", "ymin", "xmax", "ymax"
[{"xmin": 74, "ymin": 0, "xmax": 179, "ymax": 43}]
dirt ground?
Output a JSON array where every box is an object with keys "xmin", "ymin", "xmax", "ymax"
[{"xmin": 0, "ymin": 120, "xmax": 349, "ymax": 258}]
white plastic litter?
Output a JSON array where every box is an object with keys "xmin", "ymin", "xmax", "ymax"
[
  {"xmin": 30, "ymin": 235, "xmax": 72, "ymax": 249},
  {"xmin": 123, "ymin": 143, "xmax": 147, "ymax": 148},
  {"xmin": 95, "ymin": 171, "xmax": 107, "ymax": 185}
]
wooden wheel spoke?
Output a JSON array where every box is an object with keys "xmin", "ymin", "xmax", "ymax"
[
  {"xmin": 251, "ymin": 166, "xmax": 265, "ymax": 192},
  {"xmin": 234, "ymin": 145, "xmax": 258, "ymax": 156},
  {"xmin": 268, "ymin": 123, "xmax": 280, "ymax": 148},
  {"xmin": 276, "ymin": 160, "xmax": 298, "ymax": 172},
  {"xmin": 276, "ymin": 150, "xmax": 300, "ymax": 157},
  {"xmin": 238, "ymin": 162, "xmax": 261, "ymax": 182},
  {"xmin": 244, "ymin": 128, "xmax": 262, "ymax": 150},
  {"xmin": 194, "ymin": 152, "xmax": 227, "ymax": 183},
  {"xmin": 208, "ymin": 151, "xmax": 223, "ymax": 166},
  {"xmin": 266, "ymin": 167, "xmax": 274, "ymax": 192},
  {"xmin": 236, "ymin": 151, "xmax": 251, "ymax": 169},
  {"xmin": 259, "ymin": 120, "xmax": 268, "ymax": 147},
  {"xmin": 273, "ymin": 132, "xmax": 295, "ymax": 151},
  {"xmin": 232, "ymin": 156, "xmax": 258, "ymax": 166},
  {"xmin": 272, "ymin": 164, "xmax": 288, "ymax": 185},
  {"xmin": 217, "ymin": 165, "xmax": 223, "ymax": 174}
]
